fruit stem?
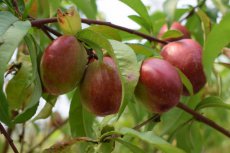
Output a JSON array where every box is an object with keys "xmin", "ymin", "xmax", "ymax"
[
  {"xmin": 177, "ymin": 102, "xmax": 230, "ymax": 138},
  {"xmin": 30, "ymin": 18, "xmax": 168, "ymax": 44},
  {"xmin": 0, "ymin": 123, "xmax": 19, "ymax": 153}
]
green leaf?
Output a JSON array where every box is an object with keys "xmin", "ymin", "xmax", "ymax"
[
  {"xmin": 120, "ymin": 128, "xmax": 186, "ymax": 153},
  {"xmin": 128, "ymin": 43, "xmax": 154, "ymax": 57},
  {"xmin": 33, "ymin": 95, "xmax": 57, "ymax": 121},
  {"xmin": 161, "ymin": 30, "xmax": 183, "ymax": 40},
  {"xmin": 196, "ymin": 8, "xmax": 211, "ymax": 41},
  {"xmin": 49, "ymin": 0, "xmax": 61, "ymax": 17},
  {"xmin": 163, "ymin": 0, "xmax": 178, "ymax": 24},
  {"xmin": 128, "ymin": 15, "xmax": 151, "ymax": 32},
  {"xmin": 88, "ymin": 25, "xmax": 121, "ymax": 41},
  {"xmin": 195, "ymin": 96, "xmax": 230, "ymax": 110},
  {"xmin": 175, "ymin": 122, "xmax": 203, "ymax": 153},
  {"xmin": 13, "ymin": 102, "xmax": 39, "ymax": 123},
  {"xmin": 72, "ymin": 0, "xmax": 97, "ymax": 19},
  {"xmin": 77, "ymin": 29, "xmax": 114, "ymax": 58},
  {"xmin": 13, "ymin": 34, "xmax": 42, "ymax": 124},
  {"xmin": 17, "ymin": 0, "xmax": 25, "ymax": 15},
  {"xmin": 5, "ymin": 54, "xmax": 34, "ymax": 110},
  {"xmin": 120, "ymin": 0, "xmax": 152, "ymax": 32},
  {"xmin": 97, "ymin": 141, "xmax": 115, "ymax": 153},
  {"xmin": 211, "ymin": 0, "xmax": 228, "ymax": 14},
  {"xmin": 69, "ymin": 89, "xmax": 95, "ymax": 137},
  {"xmin": 0, "ymin": 13, "xmax": 31, "ymax": 125},
  {"xmin": 0, "ymin": 12, "xmax": 18, "ymax": 36},
  {"xmin": 115, "ymin": 138, "xmax": 145, "ymax": 153},
  {"xmin": 109, "ymin": 40, "xmax": 140, "ymax": 119},
  {"xmin": 176, "ymin": 69, "xmax": 194, "ymax": 96},
  {"xmin": 203, "ymin": 12, "xmax": 230, "ymax": 81}
]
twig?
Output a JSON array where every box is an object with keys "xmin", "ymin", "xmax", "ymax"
[
  {"xmin": 40, "ymin": 26, "xmax": 54, "ymax": 40},
  {"xmin": 2, "ymin": 128, "xmax": 13, "ymax": 153},
  {"xmin": 19, "ymin": 123, "xmax": 26, "ymax": 153},
  {"xmin": 27, "ymin": 119, "xmax": 68, "ymax": 153},
  {"xmin": 30, "ymin": 18, "xmax": 168, "ymax": 44},
  {"xmin": 12, "ymin": 0, "xmax": 22, "ymax": 18},
  {"xmin": 0, "ymin": 123, "xmax": 19, "ymax": 153},
  {"xmin": 180, "ymin": 0, "xmax": 206, "ymax": 22},
  {"xmin": 133, "ymin": 114, "xmax": 161, "ymax": 131},
  {"xmin": 43, "ymin": 25, "xmax": 62, "ymax": 37},
  {"xmin": 177, "ymin": 102, "xmax": 230, "ymax": 138}
]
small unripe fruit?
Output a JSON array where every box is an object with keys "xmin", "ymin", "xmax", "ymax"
[
  {"xmin": 57, "ymin": 7, "xmax": 82, "ymax": 35},
  {"xmin": 158, "ymin": 22, "xmax": 190, "ymax": 42},
  {"xmin": 161, "ymin": 39, "xmax": 206, "ymax": 95},
  {"xmin": 40, "ymin": 36, "xmax": 87, "ymax": 95},
  {"xmin": 80, "ymin": 57, "xmax": 122, "ymax": 116},
  {"xmin": 135, "ymin": 58, "xmax": 182, "ymax": 113}
]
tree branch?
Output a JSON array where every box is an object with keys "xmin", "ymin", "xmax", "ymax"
[
  {"xmin": 0, "ymin": 123, "xmax": 19, "ymax": 153},
  {"xmin": 177, "ymin": 102, "xmax": 230, "ymax": 138},
  {"xmin": 30, "ymin": 18, "xmax": 168, "ymax": 44},
  {"xmin": 40, "ymin": 26, "xmax": 54, "ymax": 40},
  {"xmin": 12, "ymin": 0, "xmax": 22, "ymax": 18},
  {"xmin": 43, "ymin": 25, "xmax": 62, "ymax": 37},
  {"xmin": 27, "ymin": 119, "xmax": 68, "ymax": 153}
]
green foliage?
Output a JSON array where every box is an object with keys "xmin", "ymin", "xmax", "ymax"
[
  {"xmin": 109, "ymin": 40, "xmax": 140, "ymax": 119},
  {"xmin": 72, "ymin": 0, "xmax": 97, "ymax": 19},
  {"xmin": 163, "ymin": 0, "xmax": 178, "ymax": 24},
  {"xmin": 120, "ymin": 0, "xmax": 152, "ymax": 32},
  {"xmin": 0, "ymin": 11, "xmax": 31, "ymax": 125},
  {"xmin": 160, "ymin": 29, "xmax": 183, "ymax": 40},
  {"xmin": 69, "ymin": 88, "xmax": 95, "ymax": 137},
  {"xmin": 5, "ymin": 54, "xmax": 34, "ymax": 109},
  {"xmin": 120, "ymin": 128, "xmax": 186, "ymax": 153},
  {"xmin": 203, "ymin": 12, "xmax": 230, "ymax": 80}
]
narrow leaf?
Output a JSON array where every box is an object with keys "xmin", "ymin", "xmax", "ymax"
[
  {"xmin": 33, "ymin": 95, "xmax": 57, "ymax": 120},
  {"xmin": 13, "ymin": 103, "xmax": 39, "ymax": 123},
  {"xmin": 128, "ymin": 15, "xmax": 151, "ymax": 32},
  {"xmin": 77, "ymin": 29, "xmax": 114, "ymax": 58},
  {"xmin": 120, "ymin": 0, "xmax": 152, "ymax": 32},
  {"xmin": 195, "ymin": 96, "xmax": 230, "ymax": 110},
  {"xmin": 203, "ymin": 12, "xmax": 230, "ymax": 80},
  {"xmin": 69, "ymin": 89, "xmax": 95, "ymax": 137},
  {"xmin": 88, "ymin": 25, "xmax": 121, "ymax": 41},
  {"xmin": 128, "ymin": 43, "xmax": 154, "ymax": 57},
  {"xmin": 72, "ymin": 0, "xmax": 97, "ymax": 19},
  {"xmin": 0, "ymin": 11, "xmax": 18, "ymax": 36},
  {"xmin": 109, "ymin": 40, "xmax": 140, "ymax": 119},
  {"xmin": 13, "ymin": 34, "xmax": 42, "ymax": 123},
  {"xmin": 121, "ymin": 128, "xmax": 186, "ymax": 153},
  {"xmin": 177, "ymin": 69, "xmax": 194, "ymax": 96},
  {"xmin": 161, "ymin": 30, "xmax": 183, "ymax": 40},
  {"xmin": 163, "ymin": 0, "xmax": 178, "ymax": 24},
  {"xmin": 115, "ymin": 138, "xmax": 145, "ymax": 153},
  {"xmin": 0, "ymin": 15, "xmax": 31, "ymax": 125},
  {"xmin": 196, "ymin": 8, "xmax": 211, "ymax": 41}
]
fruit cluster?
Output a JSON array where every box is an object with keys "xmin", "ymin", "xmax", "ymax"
[{"xmin": 40, "ymin": 22, "xmax": 206, "ymax": 116}]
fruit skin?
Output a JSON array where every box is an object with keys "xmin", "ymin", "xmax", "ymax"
[
  {"xmin": 135, "ymin": 58, "xmax": 182, "ymax": 113},
  {"xmin": 80, "ymin": 57, "xmax": 122, "ymax": 116},
  {"xmin": 158, "ymin": 22, "xmax": 190, "ymax": 42},
  {"xmin": 40, "ymin": 36, "xmax": 87, "ymax": 95},
  {"xmin": 161, "ymin": 39, "xmax": 206, "ymax": 95}
]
